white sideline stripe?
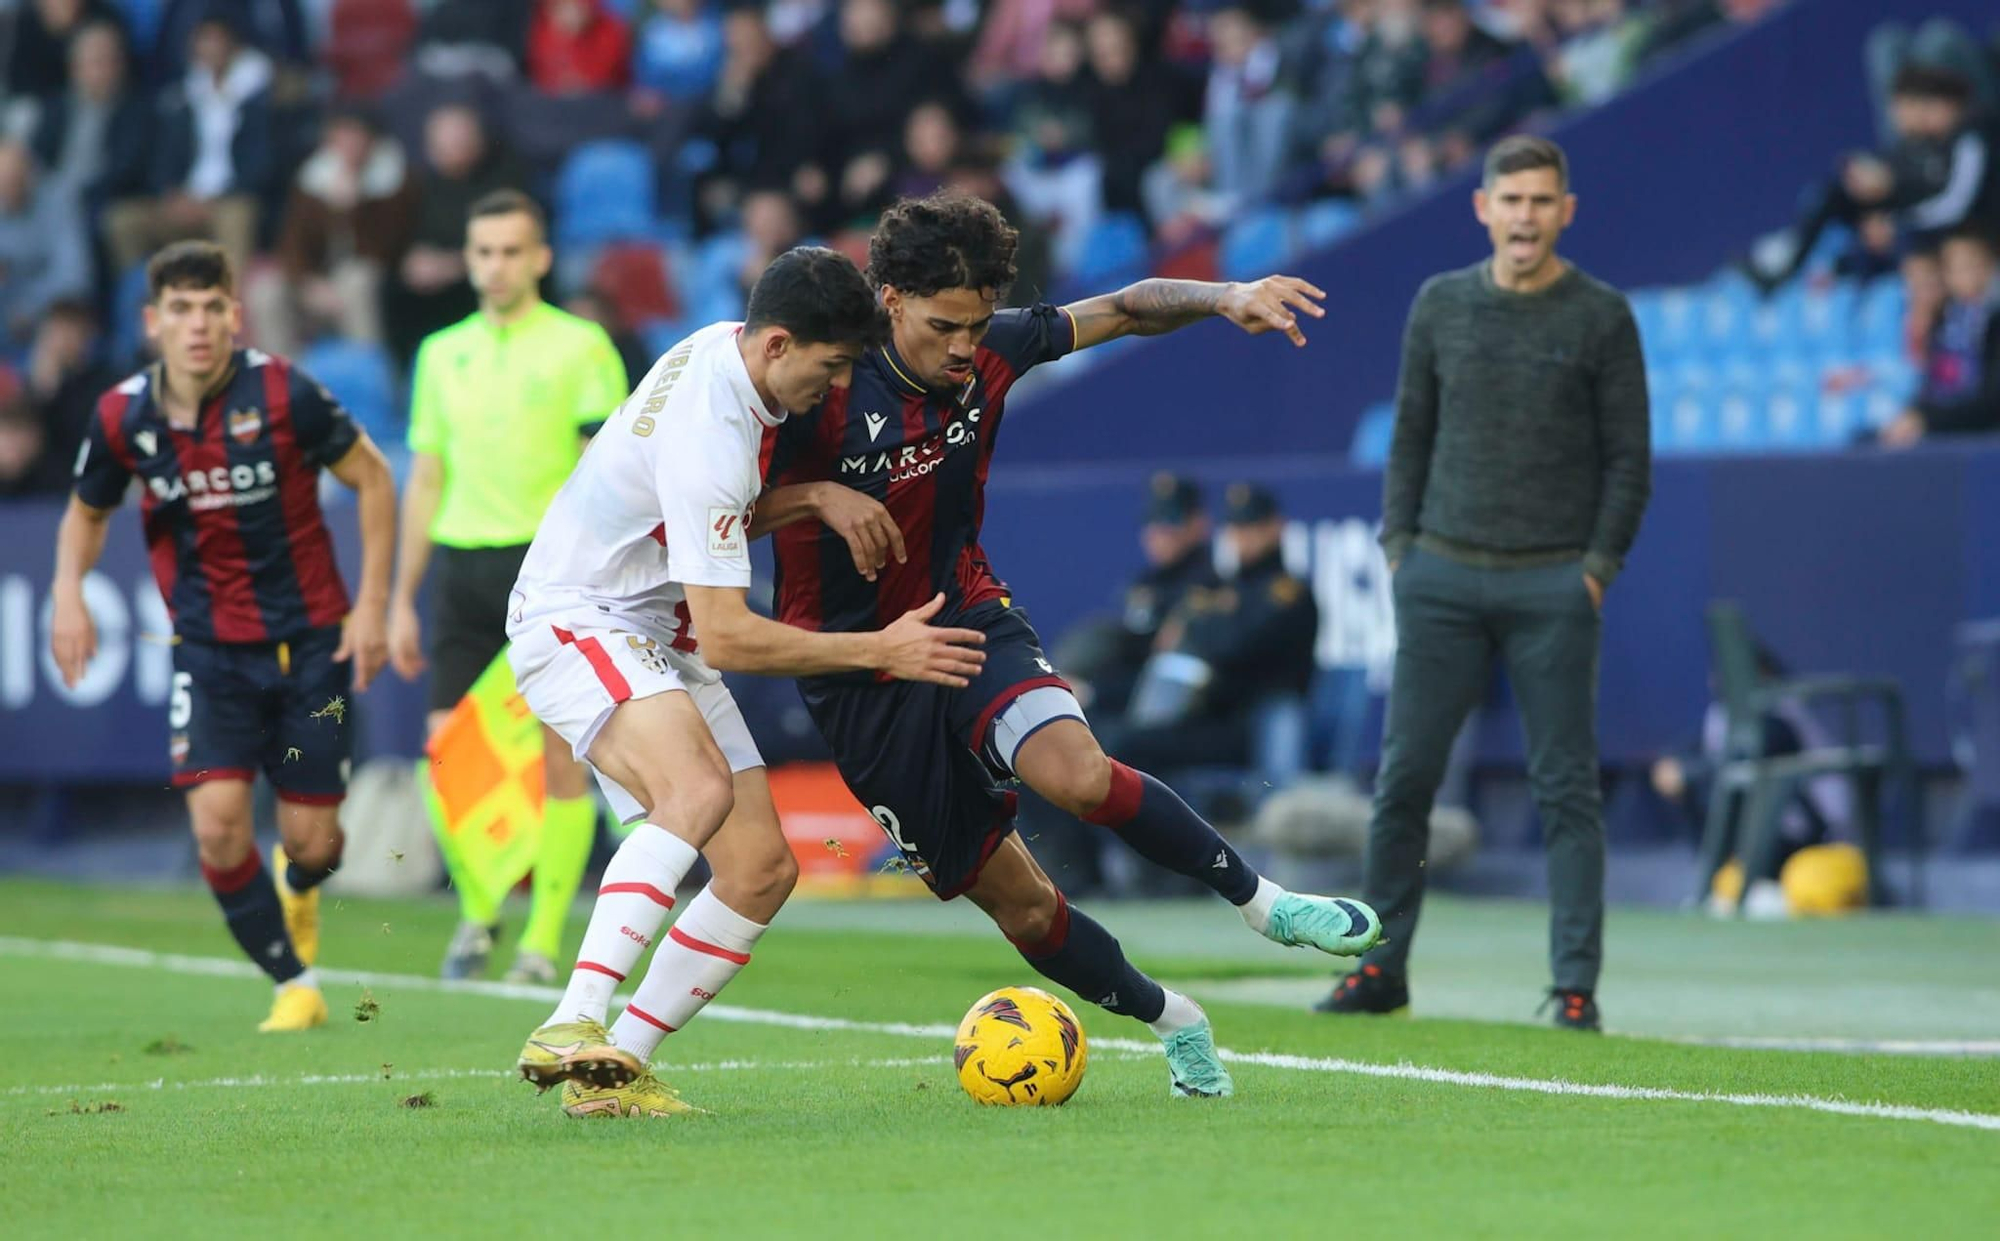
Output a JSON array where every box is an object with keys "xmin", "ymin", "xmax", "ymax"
[
  {"xmin": 1660, "ymin": 1035, "xmax": 2000, "ymax": 1057},
  {"xmin": 4, "ymin": 937, "xmax": 1997, "ymax": 1133}
]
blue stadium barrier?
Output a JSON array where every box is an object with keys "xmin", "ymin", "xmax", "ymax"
[
  {"xmin": 300, "ymin": 339, "xmax": 400, "ymax": 443},
  {"xmin": 554, "ymin": 141, "xmax": 658, "ymax": 248}
]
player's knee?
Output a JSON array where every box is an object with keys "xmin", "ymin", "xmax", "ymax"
[
  {"xmin": 1000, "ymin": 881, "xmax": 1062, "ymax": 946},
  {"xmin": 1050, "ymin": 749, "xmax": 1114, "ymax": 818},
  {"xmin": 657, "ymin": 766, "xmax": 734, "ymax": 835},
  {"xmin": 189, "ymin": 808, "xmax": 254, "ymax": 865},
  {"xmin": 287, "ymin": 823, "xmax": 345, "ymax": 870}
]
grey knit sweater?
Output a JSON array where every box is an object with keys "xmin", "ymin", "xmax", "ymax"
[{"xmin": 1379, "ymin": 260, "xmax": 1652, "ymax": 586}]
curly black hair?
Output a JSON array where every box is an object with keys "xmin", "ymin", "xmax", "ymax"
[{"xmin": 867, "ymin": 192, "xmax": 1019, "ymax": 298}]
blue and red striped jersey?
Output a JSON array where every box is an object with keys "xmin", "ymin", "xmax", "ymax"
[
  {"xmin": 766, "ymin": 303, "xmax": 1075, "ymax": 634},
  {"xmin": 73, "ymin": 349, "xmax": 359, "ymax": 644}
]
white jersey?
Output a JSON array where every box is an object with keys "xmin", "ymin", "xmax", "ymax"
[{"xmin": 508, "ymin": 322, "xmax": 782, "ymax": 674}]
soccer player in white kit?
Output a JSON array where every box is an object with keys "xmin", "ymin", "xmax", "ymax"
[{"xmin": 508, "ymin": 248, "xmax": 987, "ymax": 1117}]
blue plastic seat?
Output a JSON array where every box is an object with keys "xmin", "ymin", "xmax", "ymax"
[
  {"xmin": 1072, "ymin": 213, "xmax": 1149, "ymax": 289},
  {"xmin": 1295, "ymin": 200, "xmax": 1360, "ymax": 250},
  {"xmin": 554, "ymin": 141, "xmax": 658, "ymax": 248},
  {"xmin": 1219, "ymin": 209, "xmax": 1292, "ymax": 281},
  {"xmin": 299, "ymin": 340, "xmax": 400, "ymax": 442}
]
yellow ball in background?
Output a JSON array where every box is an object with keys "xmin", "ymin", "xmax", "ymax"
[{"xmin": 1780, "ymin": 843, "xmax": 1869, "ymax": 916}]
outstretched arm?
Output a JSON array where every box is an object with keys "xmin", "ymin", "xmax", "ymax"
[{"xmin": 1062, "ymin": 275, "xmax": 1327, "ymax": 351}]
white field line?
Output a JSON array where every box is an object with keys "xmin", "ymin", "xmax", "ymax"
[
  {"xmin": 1659, "ymin": 1035, "xmax": 2000, "ymax": 1057},
  {"xmin": 3, "ymin": 936, "xmax": 1998, "ymax": 1133}
]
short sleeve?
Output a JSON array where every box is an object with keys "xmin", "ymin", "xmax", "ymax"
[
  {"xmin": 406, "ymin": 338, "xmax": 444, "ymax": 455},
  {"xmin": 72, "ymin": 396, "xmax": 131, "ymax": 510},
  {"xmin": 655, "ymin": 385, "xmax": 758, "ymax": 590},
  {"xmin": 983, "ymin": 304, "xmax": 1077, "ymax": 374},
  {"xmin": 289, "ymin": 367, "xmax": 362, "ymax": 467},
  {"xmin": 574, "ymin": 325, "xmax": 629, "ymax": 435}
]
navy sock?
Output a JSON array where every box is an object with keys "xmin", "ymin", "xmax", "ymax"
[
  {"xmin": 203, "ymin": 853, "xmax": 305, "ymax": 985},
  {"xmin": 1011, "ymin": 891, "xmax": 1166, "ymax": 1024},
  {"xmin": 1085, "ymin": 762, "xmax": 1260, "ymax": 905},
  {"xmin": 284, "ymin": 840, "xmax": 343, "ymax": 894}
]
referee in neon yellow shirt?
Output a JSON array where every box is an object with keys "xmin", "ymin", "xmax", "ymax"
[{"xmin": 387, "ymin": 189, "xmax": 628, "ymax": 982}]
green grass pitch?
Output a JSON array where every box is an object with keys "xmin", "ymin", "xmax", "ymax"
[{"xmin": 3, "ymin": 877, "xmax": 1997, "ymax": 1239}]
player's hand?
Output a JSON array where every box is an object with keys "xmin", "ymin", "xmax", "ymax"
[
  {"xmin": 1583, "ymin": 572, "xmax": 1604, "ymax": 613},
  {"xmin": 50, "ymin": 591, "xmax": 96, "ymax": 689},
  {"xmin": 388, "ymin": 600, "xmax": 425, "ymax": 681},
  {"xmin": 817, "ymin": 483, "xmax": 907, "ymax": 581},
  {"xmin": 877, "ymin": 593, "xmax": 986, "ymax": 688},
  {"xmin": 338, "ymin": 603, "xmax": 390, "ymax": 692},
  {"xmin": 1218, "ymin": 276, "xmax": 1327, "ymax": 347}
]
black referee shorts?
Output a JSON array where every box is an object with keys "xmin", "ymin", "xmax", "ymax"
[{"xmin": 428, "ymin": 543, "xmax": 531, "ymax": 712}]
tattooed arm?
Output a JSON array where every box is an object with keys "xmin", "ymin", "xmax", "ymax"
[{"xmin": 1062, "ymin": 275, "xmax": 1328, "ymax": 351}]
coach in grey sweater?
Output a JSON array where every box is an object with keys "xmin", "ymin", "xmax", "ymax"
[{"xmin": 1318, "ymin": 136, "xmax": 1650, "ymax": 1031}]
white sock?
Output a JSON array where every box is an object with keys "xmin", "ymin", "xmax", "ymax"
[
  {"xmin": 610, "ymin": 886, "xmax": 768, "ymax": 1063},
  {"xmin": 279, "ymin": 968, "xmax": 318, "ymax": 992},
  {"xmin": 545, "ymin": 824, "xmax": 700, "ymax": 1026},
  {"xmin": 1238, "ymin": 876, "xmax": 1283, "ymax": 935},
  {"xmin": 1147, "ymin": 989, "xmax": 1205, "ymax": 1038}
]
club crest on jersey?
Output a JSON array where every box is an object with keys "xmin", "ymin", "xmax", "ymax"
[
  {"xmin": 169, "ymin": 733, "xmax": 190, "ymax": 765},
  {"xmin": 707, "ymin": 506, "xmax": 751, "ymax": 558},
  {"xmin": 227, "ymin": 407, "xmax": 264, "ymax": 445}
]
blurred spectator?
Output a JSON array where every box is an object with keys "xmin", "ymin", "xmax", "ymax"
[
  {"xmin": 527, "ymin": 0, "xmax": 632, "ymax": 95},
  {"xmin": 23, "ymin": 298, "xmax": 113, "ymax": 475},
  {"xmin": 102, "ymin": 13, "xmax": 274, "ymax": 277},
  {"xmin": 564, "ymin": 287, "xmax": 654, "ymax": 390},
  {"xmin": 1205, "ymin": 2, "xmax": 1296, "ymax": 208},
  {"xmin": 730, "ymin": 188, "xmax": 808, "ymax": 308},
  {"xmin": 1003, "ymin": 22, "xmax": 1101, "ymax": 269},
  {"xmin": 1880, "ymin": 229, "xmax": 2000, "ymax": 448},
  {"xmin": 245, "ymin": 107, "xmax": 417, "ymax": 357},
  {"xmin": 417, "ymin": 0, "xmax": 532, "ymax": 80},
  {"xmin": 1085, "ymin": 8, "xmax": 1181, "ymax": 226},
  {"xmin": 895, "ymin": 100, "xmax": 964, "ymax": 201},
  {"xmin": 824, "ymin": 0, "xmax": 939, "ymax": 221},
  {"xmin": 1143, "ymin": 123, "xmax": 1228, "ymax": 247},
  {"xmin": 150, "ymin": 0, "xmax": 309, "ymax": 82},
  {"xmin": 632, "ymin": 0, "xmax": 725, "ymax": 107},
  {"xmin": 1745, "ymin": 66, "xmax": 1998, "ymax": 292},
  {"xmin": 383, "ymin": 103, "xmax": 525, "ymax": 364},
  {"xmin": 32, "ymin": 21, "xmax": 153, "ymax": 214},
  {"xmin": 1102, "ymin": 482, "xmax": 1317, "ymax": 771},
  {"xmin": 4, "ymin": 0, "xmax": 123, "ymax": 106},
  {"xmin": 693, "ymin": 6, "xmax": 828, "ymax": 231},
  {"xmin": 1866, "ymin": 16, "xmax": 1995, "ymax": 144},
  {"xmin": 0, "ymin": 137, "xmax": 93, "ymax": 349},
  {"xmin": 1056, "ymin": 473, "xmax": 1219, "ymax": 718},
  {"xmin": 1337, "ymin": 0, "xmax": 1426, "ymax": 153},
  {"xmin": 968, "ymin": 0, "xmax": 1099, "ymax": 97},
  {"xmin": 0, "ymin": 365, "xmax": 70, "ymax": 498}
]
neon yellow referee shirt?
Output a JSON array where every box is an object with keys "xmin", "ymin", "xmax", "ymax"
[{"xmin": 408, "ymin": 302, "xmax": 629, "ymax": 548}]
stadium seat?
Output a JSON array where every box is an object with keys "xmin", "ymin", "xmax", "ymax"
[
  {"xmin": 1814, "ymin": 390, "xmax": 1862, "ymax": 445},
  {"xmin": 1856, "ymin": 279, "xmax": 1907, "ymax": 353},
  {"xmin": 1071, "ymin": 213, "xmax": 1149, "ymax": 290},
  {"xmin": 589, "ymin": 242, "xmax": 680, "ymax": 328},
  {"xmin": 1762, "ymin": 384, "xmax": 1816, "ymax": 450},
  {"xmin": 1661, "ymin": 393, "xmax": 1716, "ymax": 453},
  {"xmin": 1219, "ymin": 209, "xmax": 1292, "ymax": 281},
  {"xmin": 554, "ymin": 142, "xmax": 658, "ymax": 248},
  {"xmin": 1349, "ymin": 401, "xmax": 1395, "ymax": 468},
  {"xmin": 327, "ymin": 0, "xmax": 418, "ymax": 99},
  {"xmin": 641, "ymin": 318, "xmax": 695, "ymax": 359},
  {"xmin": 1295, "ymin": 200, "xmax": 1360, "ymax": 250},
  {"xmin": 1714, "ymin": 390, "xmax": 1762, "ymax": 451},
  {"xmin": 301, "ymin": 340, "xmax": 401, "ymax": 443},
  {"xmin": 110, "ymin": 0, "xmax": 163, "ymax": 54}
]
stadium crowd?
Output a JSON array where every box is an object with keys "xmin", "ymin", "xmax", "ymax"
[{"xmin": 0, "ymin": 0, "xmax": 1775, "ymax": 494}]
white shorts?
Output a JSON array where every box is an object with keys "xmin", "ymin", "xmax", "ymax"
[{"xmin": 508, "ymin": 616, "xmax": 765, "ymax": 825}]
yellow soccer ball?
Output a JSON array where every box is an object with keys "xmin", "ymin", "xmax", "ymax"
[{"xmin": 953, "ymin": 986, "xmax": 1088, "ymax": 1106}]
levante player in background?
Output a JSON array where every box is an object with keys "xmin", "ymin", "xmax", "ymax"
[{"xmin": 50, "ymin": 241, "xmax": 397, "ymax": 1032}]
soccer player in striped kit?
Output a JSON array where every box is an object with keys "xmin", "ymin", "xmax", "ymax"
[{"xmin": 50, "ymin": 241, "xmax": 397, "ymax": 1032}]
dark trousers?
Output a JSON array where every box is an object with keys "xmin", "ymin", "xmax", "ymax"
[{"xmin": 1362, "ymin": 546, "xmax": 1605, "ymax": 991}]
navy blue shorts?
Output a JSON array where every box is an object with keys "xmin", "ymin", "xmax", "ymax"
[
  {"xmin": 799, "ymin": 602, "xmax": 1073, "ymax": 900},
  {"xmin": 169, "ymin": 626, "xmax": 352, "ymax": 804}
]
